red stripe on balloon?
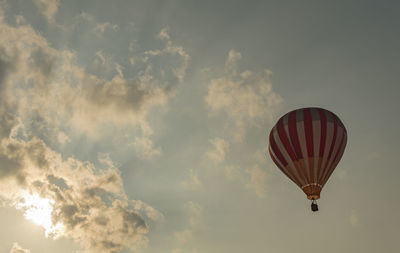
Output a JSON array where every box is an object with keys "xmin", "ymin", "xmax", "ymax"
[
  {"xmin": 288, "ymin": 111, "xmax": 302, "ymax": 159},
  {"xmin": 277, "ymin": 117, "xmax": 297, "ymax": 161},
  {"xmin": 318, "ymin": 108, "xmax": 327, "ymax": 158},
  {"xmin": 304, "ymin": 108, "xmax": 314, "ymax": 157},
  {"xmin": 316, "ymin": 108, "xmax": 327, "ymax": 182},
  {"xmin": 269, "ymin": 148, "xmax": 301, "ymax": 187},
  {"xmin": 319, "ymin": 111, "xmax": 338, "ymax": 183},
  {"xmin": 321, "ymin": 129, "xmax": 347, "ymax": 186},
  {"xmin": 325, "ymin": 112, "xmax": 338, "ymax": 167},
  {"xmin": 269, "ymin": 128, "xmax": 288, "ymax": 166}
]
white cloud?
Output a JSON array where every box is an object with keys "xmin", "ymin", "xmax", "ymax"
[
  {"xmin": 206, "ymin": 49, "xmax": 282, "ymax": 141},
  {"xmin": 203, "ymin": 50, "xmax": 278, "ymax": 198},
  {"xmin": 115, "ymin": 63, "xmax": 124, "ymax": 78},
  {"xmin": 221, "ymin": 165, "xmax": 267, "ymax": 198},
  {"xmin": 0, "ymin": 12, "xmax": 189, "ymax": 158},
  {"xmin": 32, "ymin": 0, "xmax": 59, "ymax": 24},
  {"xmin": 174, "ymin": 229, "xmax": 193, "ymax": 244},
  {"xmin": 78, "ymin": 11, "xmax": 119, "ymax": 36},
  {"xmin": 184, "ymin": 201, "xmax": 203, "ymax": 228},
  {"xmin": 95, "ymin": 50, "xmax": 106, "ymax": 65},
  {"xmin": 245, "ymin": 165, "xmax": 267, "ymax": 198},
  {"xmin": 224, "ymin": 165, "xmax": 239, "ymax": 181},
  {"xmin": 0, "ymin": 135, "xmax": 151, "ymax": 252},
  {"xmin": 0, "ymin": 10, "xmax": 180, "ymax": 253},
  {"xmin": 10, "ymin": 242, "xmax": 31, "ymax": 253},
  {"xmin": 0, "ymin": 8, "xmax": 194, "ymax": 249},
  {"xmin": 254, "ymin": 148, "xmax": 269, "ymax": 165},
  {"xmin": 131, "ymin": 200, "xmax": 165, "ymax": 222},
  {"xmin": 133, "ymin": 136, "xmax": 162, "ymax": 159},
  {"xmin": 180, "ymin": 169, "xmax": 202, "ymax": 191},
  {"xmin": 205, "ymin": 139, "xmax": 268, "ymax": 198},
  {"xmin": 158, "ymin": 28, "xmax": 171, "ymax": 41},
  {"xmin": 94, "ymin": 22, "xmax": 119, "ymax": 35},
  {"xmin": 57, "ymin": 131, "xmax": 70, "ymax": 145},
  {"xmin": 206, "ymin": 138, "xmax": 229, "ymax": 164},
  {"xmin": 225, "ymin": 50, "xmax": 241, "ymax": 75},
  {"xmin": 144, "ymin": 28, "xmax": 190, "ymax": 83}
]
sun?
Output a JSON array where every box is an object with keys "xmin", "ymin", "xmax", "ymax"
[
  {"xmin": 17, "ymin": 193, "xmax": 64, "ymax": 238},
  {"xmin": 22, "ymin": 194, "xmax": 53, "ymax": 228}
]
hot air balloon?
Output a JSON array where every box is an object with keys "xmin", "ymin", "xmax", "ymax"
[{"xmin": 268, "ymin": 107, "xmax": 347, "ymax": 212}]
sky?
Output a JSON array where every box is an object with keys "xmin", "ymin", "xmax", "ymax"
[{"xmin": 0, "ymin": 0, "xmax": 399, "ymax": 252}]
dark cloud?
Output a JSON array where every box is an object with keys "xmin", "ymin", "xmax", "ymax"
[
  {"xmin": 0, "ymin": 151, "xmax": 23, "ymax": 181},
  {"xmin": 84, "ymin": 76, "xmax": 162, "ymax": 114},
  {"xmin": 0, "ymin": 47, "xmax": 17, "ymax": 91},
  {"xmin": 31, "ymin": 47, "xmax": 55, "ymax": 77}
]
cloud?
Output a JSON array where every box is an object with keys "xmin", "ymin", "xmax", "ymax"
[
  {"xmin": 224, "ymin": 165, "xmax": 239, "ymax": 181},
  {"xmin": 94, "ymin": 22, "xmax": 119, "ymax": 34},
  {"xmin": 57, "ymin": 131, "xmax": 70, "ymax": 145},
  {"xmin": 203, "ymin": 50, "xmax": 277, "ymax": 198},
  {"xmin": 174, "ymin": 229, "xmax": 193, "ymax": 244},
  {"xmin": 95, "ymin": 50, "xmax": 106, "ymax": 65},
  {"xmin": 0, "ymin": 9, "xmax": 189, "ymax": 157},
  {"xmin": 205, "ymin": 138, "xmax": 229, "ymax": 164},
  {"xmin": 180, "ymin": 169, "xmax": 202, "ymax": 191},
  {"xmin": 170, "ymin": 204, "xmax": 199, "ymax": 253},
  {"xmin": 10, "ymin": 242, "xmax": 31, "ymax": 253},
  {"xmin": 184, "ymin": 201, "xmax": 203, "ymax": 228},
  {"xmin": 32, "ymin": 0, "xmax": 59, "ymax": 24},
  {"xmin": 131, "ymin": 199, "xmax": 164, "ymax": 222},
  {"xmin": 245, "ymin": 165, "xmax": 267, "ymax": 198},
  {"xmin": 218, "ymin": 165, "xmax": 267, "ymax": 198},
  {"xmin": 78, "ymin": 11, "xmax": 119, "ymax": 36},
  {"xmin": 133, "ymin": 136, "xmax": 162, "ymax": 159},
  {"xmin": 225, "ymin": 50, "xmax": 241, "ymax": 75},
  {"xmin": 0, "ymin": 134, "xmax": 151, "ymax": 252},
  {"xmin": 205, "ymin": 49, "xmax": 282, "ymax": 141},
  {"xmin": 0, "ymin": 11, "xmax": 180, "ymax": 253},
  {"xmin": 205, "ymin": 139, "xmax": 267, "ymax": 198},
  {"xmin": 144, "ymin": 28, "xmax": 190, "ymax": 83},
  {"xmin": 0, "ymin": 7, "xmax": 193, "ymax": 253}
]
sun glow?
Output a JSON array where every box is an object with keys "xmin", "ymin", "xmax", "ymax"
[{"xmin": 17, "ymin": 193, "xmax": 64, "ymax": 238}]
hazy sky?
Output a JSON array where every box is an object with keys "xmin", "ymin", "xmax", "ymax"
[{"xmin": 0, "ymin": 0, "xmax": 399, "ymax": 252}]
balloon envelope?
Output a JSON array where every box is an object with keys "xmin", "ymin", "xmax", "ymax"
[{"xmin": 268, "ymin": 107, "xmax": 347, "ymax": 200}]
